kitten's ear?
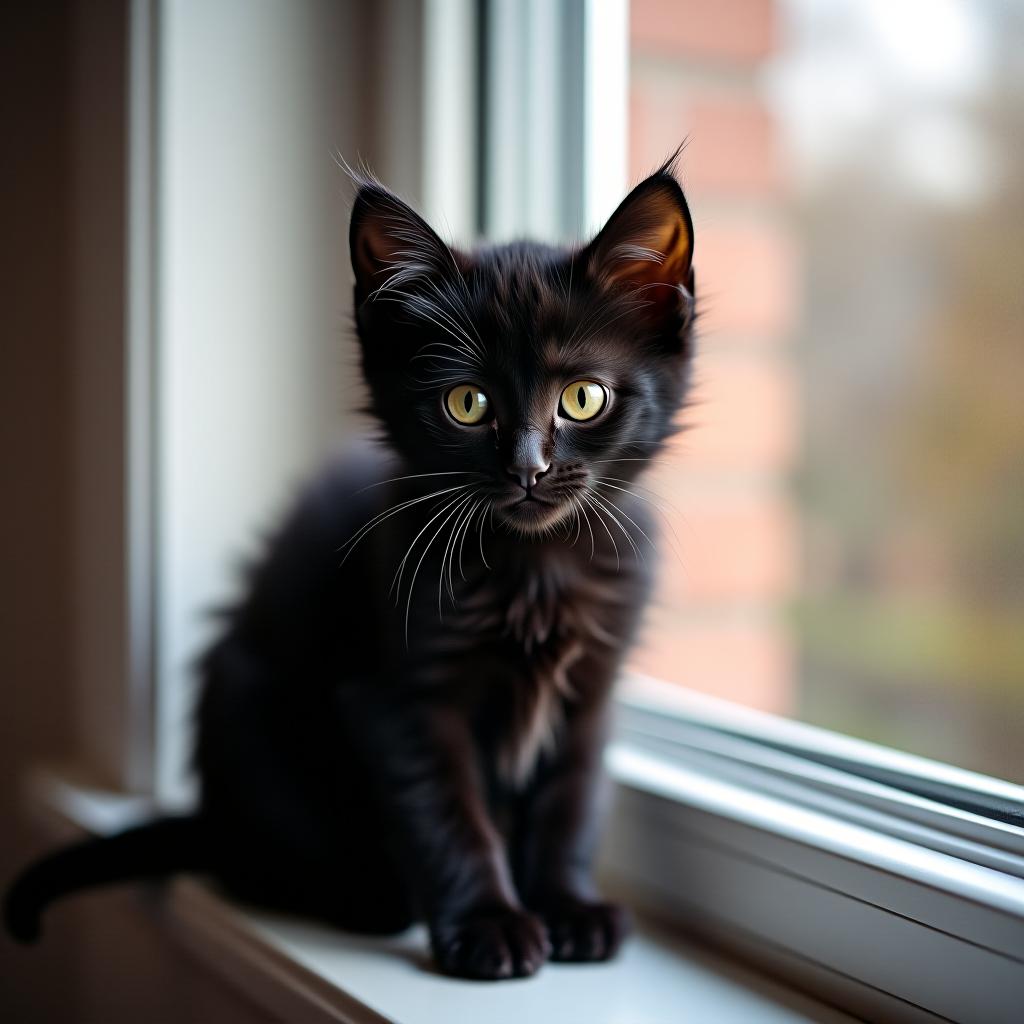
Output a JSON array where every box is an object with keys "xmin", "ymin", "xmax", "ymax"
[
  {"xmin": 349, "ymin": 180, "xmax": 465, "ymax": 304},
  {"xmin": 582, "ymin": 168, "xmax": 695, "ymax": 325}
]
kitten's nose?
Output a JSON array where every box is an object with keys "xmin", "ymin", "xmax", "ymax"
[
  {"xmin": 506, "ymin": 430, "xmax": 550, "ymax": 490},
  {"xmin": 508, "ymin": 462, "xmax": 549, "ymax": 490}
]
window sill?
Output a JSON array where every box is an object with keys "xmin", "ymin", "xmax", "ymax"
[
  {"xmin": 28, "ymin": 770, "xmax": 856, "ymax": 1024},
  {"xmin": 606, "ymin": 675, "xmax": 1024, "ymax": 1024}
]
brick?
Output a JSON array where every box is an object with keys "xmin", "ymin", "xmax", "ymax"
[
  {"xmin": 631, "ymin": 612, "xmax": 794, "ymax": 714},
  {"xmin": 672, "ymin": 354, "xmax": 798, "ymax": 470},
  {"xmin": 629, "ymin": 79, "xmax": 676, "ymax": 184},
  {"xmin": 631, "ymin": 0, "xmax": 776, "ymax": 63},
  {"xmin": 631, "ymin": 84, "xmax": 782, "ymax": 198},
  {"xmin": 628, "ymin": 84, "xmax": 655, "ymax": 185},
  {"xmin": 643, "ymin": 490, "xmax": 797, "ymax": 603},
  {"xmin": 682, "ymin": 97, "xmax": 781, "ymax": 195},
  {"xmin": 694, "ymin": 221, "xmax": 798, "ymax": 337}
]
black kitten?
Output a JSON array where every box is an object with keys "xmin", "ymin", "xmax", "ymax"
[{"xmin": 5, "ymin": 161, "xmax": 696, "ymax": 980}]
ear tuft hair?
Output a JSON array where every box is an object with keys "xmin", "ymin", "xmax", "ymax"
[{"xmin": 348, "ymin": 176, "xmax": 465, "ymax": 305}]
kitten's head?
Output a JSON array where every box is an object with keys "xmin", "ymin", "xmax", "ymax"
[{"xmin": 349, "ymin": 163, "xmax": 696, "ymax": 536}]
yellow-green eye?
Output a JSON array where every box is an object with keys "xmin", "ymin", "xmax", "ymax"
[
  {"xmin": 446, "ymin": 384, "xmax": 490, "ymax": 425},
  {"xmin": 560, "ymin": 380, "xmax": 606, "ymax": 421}
]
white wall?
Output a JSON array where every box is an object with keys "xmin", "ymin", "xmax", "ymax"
[{"xmin": 156, "ymin": 0, "xmax": 363, "ymax": 801}]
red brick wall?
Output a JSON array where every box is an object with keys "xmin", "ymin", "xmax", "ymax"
[{"xmin": 628, "ymin": 0, "xmax": 799, "ymax": 713}]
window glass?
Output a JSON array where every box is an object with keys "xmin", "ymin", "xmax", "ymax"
[{"xmin": 628, "ymin": 0, "xmax": 1024, "ymax": 782}]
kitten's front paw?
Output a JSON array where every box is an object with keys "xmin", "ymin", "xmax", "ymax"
[
  {"xmin": 541, "ymin": 898, "xmax": 631, "ymax": 962},
  {"xmin": 432, "ymin": 908, "xmax": 551, "ymax": 980}
]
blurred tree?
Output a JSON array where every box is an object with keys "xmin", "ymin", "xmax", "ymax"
[{"xmin": 793, "ymin": 4, "xmax": 1024, "ymax": 780}]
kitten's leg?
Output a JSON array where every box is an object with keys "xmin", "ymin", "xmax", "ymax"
[
  {"xmin": 341, "ymin": 692, "xmax": 550, "ymax": 980},
  {"xmin": 515, "ymin": 694, "xmax": 631, "ymax": 963}
]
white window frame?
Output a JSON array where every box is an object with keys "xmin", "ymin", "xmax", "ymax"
[
  {"xmin": 70, "ymin": 2, "xmax": 1024, "ymax": 1022},
  {"xmin": 481, "ymin": 0, "xmax": 628, "ymax": 243},
  {"xmin": 124, "ymin": 0, "xmax": 375, "ymax": 805},
  {"xmin": 603, "ymin": 675, "xmax": 1024, "ymax": 1023}
]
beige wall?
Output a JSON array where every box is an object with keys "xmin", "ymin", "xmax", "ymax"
[
  {"xmin": 0, "ymin": 3, "xmax": 78, "ymax": 1018},
  {"xmin": 0, "ymin": 4, "xmax": 282, "ymax": 1019},
  {"xmin": 0, "ymin": 3, "xmax": 353, "ymax": 1019}
]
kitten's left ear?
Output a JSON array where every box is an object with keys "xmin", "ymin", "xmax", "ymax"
[
  {"xmin": 349, "ymin": 179, "xmax": 466, "ymax": 306},
  {"xmin": 582, "ymin": 168, "xmax": 695, "ymax": 327}
]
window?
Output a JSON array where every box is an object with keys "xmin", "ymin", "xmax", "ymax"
[
  {"xmin": 60, "ymin": 1, "xmax": 1023, "ymax": 1020},
  {"xmin": 627, "ymin": 0, "xmax": 1024, "ymax": 784}
]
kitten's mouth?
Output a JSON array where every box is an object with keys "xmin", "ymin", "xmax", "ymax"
[
  {"xmin": 505, "ymin": 495, "xmax": 551, "ymax": 517},
  {"xmin": 496, "ymin": 490, "xmax": 573, "ymax": 533}
]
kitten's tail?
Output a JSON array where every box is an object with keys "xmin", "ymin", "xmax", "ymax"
[{"xmin": 4, "ymin": 815, "xmax": 210, "ymax": 944}]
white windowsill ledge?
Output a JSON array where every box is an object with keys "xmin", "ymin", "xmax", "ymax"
[{"xmin": 29, "ymin": 770, "xmax": 857, "ymax": 1024}]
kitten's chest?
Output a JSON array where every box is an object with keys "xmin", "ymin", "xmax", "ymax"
[
  {"xmin": 449, "ymin": 552, "xmax": 624, "ymax": 656},
  {"xmin": 436, "ymin": 554, "xmax": 636, "ymax": 785}
]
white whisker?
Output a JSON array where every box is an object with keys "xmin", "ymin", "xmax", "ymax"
[
  {"xmin": 591, "ymin": 486, "xmax": 657, "ymax": 554},
  {"xmin": 478, "ymin": 501, "xmax": 492, "ymax": 569},
  {"xmin": 588, "ymin": 490, "xmax": 642, "ymax": 563},
  {"xmin": 581, "ymin": 491, "xmax": 619, "ymax": 570},
  {"xmin": 373, "ymin": 295, "xmax": 482, "ymax": 365},
  {"xmin": 404, "ymin": 493, "xmax": 473, "ymax": 644},
  {"xmin": 355, "ymin": 470, "xmax": 479, "ymax": 494},
  {"xmin": 572, "ymin": 494, "xmax": 595, "ymax": 560},
  {"xmin": 455, "ymin": 497, "xmax": 484, "ymax": 584},
  {"xmin": 339, "ymin": 483, "xmax": 471, "ymax": 564},
  {"xmin": 438, "ymin": 492, "xmax": 476, "ymax": 615},
  {"xmin": 390, "ymin": 490, "xmax": 469, "ymax": 602}
]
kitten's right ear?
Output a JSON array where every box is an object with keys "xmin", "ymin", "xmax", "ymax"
[{"xmin": 349, "ymin": 180, "xmax": 465, "ymax": 306}]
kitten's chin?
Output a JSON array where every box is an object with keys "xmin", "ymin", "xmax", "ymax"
[{"xmin": 498, "ymin": 497, "xmax": 573, "ymax": 535}]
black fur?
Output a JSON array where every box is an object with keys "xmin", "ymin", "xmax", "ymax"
[{"xmin": 6, "ymin": 162, "xmax": 697, "ymax": 979}]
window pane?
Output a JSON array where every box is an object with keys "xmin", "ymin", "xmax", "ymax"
[{"xmin": 628, "ymin": 0, "xmax": 1024, "ymax": 782}]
